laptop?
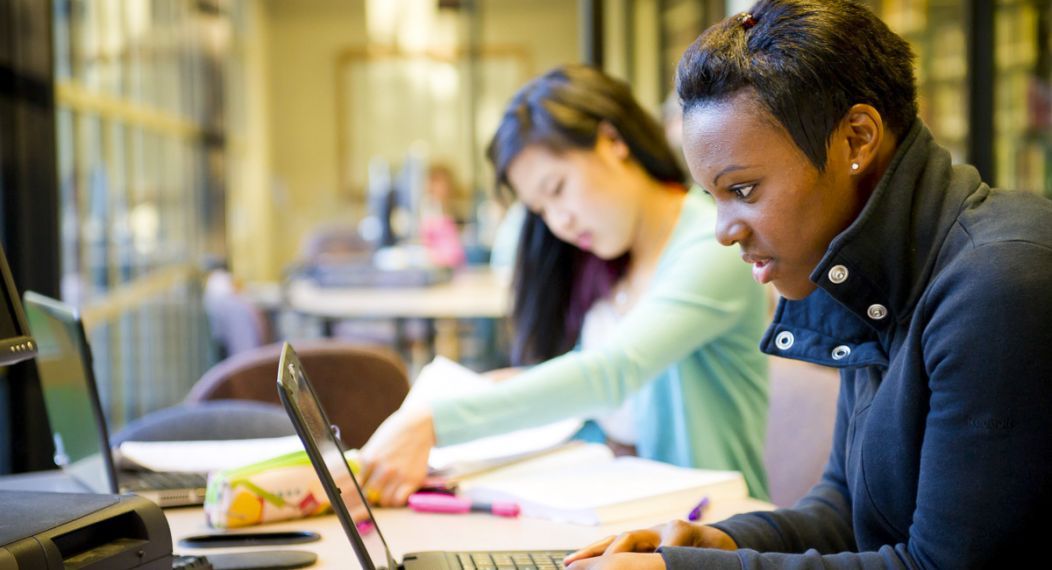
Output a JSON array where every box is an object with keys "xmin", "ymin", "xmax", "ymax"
[
  {"xmin": 23, "ymin": 291, "xmax": 208, "ymax": 507},
  {"xmin": 275, "ymin": 342, "xmax": 574, "ymax": 569}
]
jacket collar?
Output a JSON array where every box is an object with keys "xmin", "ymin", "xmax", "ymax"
[{"xmin": 761, "ymin": 120, "xmax": 984, "ymax": 367}]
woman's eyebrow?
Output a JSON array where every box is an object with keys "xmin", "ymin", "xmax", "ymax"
[{"xmin": 713, "ymin": 164, "xmax": 750, "ymax": 186}]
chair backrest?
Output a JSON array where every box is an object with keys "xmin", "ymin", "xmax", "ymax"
[
  {"xmin": 763, "ymin": 357, "xmax": 841, "ymax": 508},
  {"xmin": 187, "ymin": 339, "xmax": 410, "ymax": 449},
  {"xmin": 111, "ymin": 400, "xmax": 295, "ymax": 446}
]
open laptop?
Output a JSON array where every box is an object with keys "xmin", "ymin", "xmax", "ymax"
[
  {"xmin": 23, "ymin": 291, "xmax": 208, "ymax": 507},
  {"xmin": 276, "ymin": 342, "xmax": 574, "ymax": 569}
]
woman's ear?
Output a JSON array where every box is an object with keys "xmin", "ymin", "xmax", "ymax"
[
  {"xmin": 843, "ymin": 104, "xmax": 884, "ymax": 174},
  {"xmin": 597, "ymin": 121, "xmax": 630, "ymax": 161}
]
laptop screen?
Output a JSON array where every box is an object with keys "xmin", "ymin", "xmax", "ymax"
[
  {"xmin": 277, "ymin": 344, "xmax": 398, "ymax": 570},
  {"xmin": 23, "ymin": 292, "xmax": 118, "ymax": 494}
]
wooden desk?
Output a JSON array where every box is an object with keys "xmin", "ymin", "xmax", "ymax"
[
  {"xmin": 269, "ymin": 268, "xmax": 510, "ymax": 370},
  {"xmin": 0, "ymin": 471, "xmax": 772, "ymax": 568},
  {"xmin": 167, "ymin": 497, "xmax": 773, "ymax": 569}
]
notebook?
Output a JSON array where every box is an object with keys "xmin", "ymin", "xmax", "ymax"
[
  {"xmin": 275, "ymin": 342, "xmax": 574, "ymax": 570},
  {"xmin": 23, "ymin": 291, "xmax": 208, "ymax": 507},
  {"xmin": 456, "ymin": 445, "xmax": 747, "ymax": 526}
]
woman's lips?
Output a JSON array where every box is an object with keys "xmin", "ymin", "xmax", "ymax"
[
  {"xmin": 576, "ymin": 233, "xmax": 593, "ymax": 250},
  {"xmin": 742, "ymin": 254, "xmax": 774, "ymax": 284}
]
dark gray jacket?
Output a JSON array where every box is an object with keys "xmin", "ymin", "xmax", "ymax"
[{"xmin": 662, "ymin": 121, "xmax": 1052, "ymax": 569}]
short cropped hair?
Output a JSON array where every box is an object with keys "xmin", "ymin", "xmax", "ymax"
[{"xmin": 677, "ymin": 0, "xmax": 917, "ymax": 170}]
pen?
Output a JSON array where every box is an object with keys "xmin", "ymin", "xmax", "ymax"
[
  {"xmin": 356, "ymin": 519, "xmax": 375, "ymax": 535},
  {"xmin": 687, "ymin": 496, "xmax": 710, "ymax": 522},
  {"xmin": 408, "ymin": 492, "xmax": 520, "ymax": 518}
]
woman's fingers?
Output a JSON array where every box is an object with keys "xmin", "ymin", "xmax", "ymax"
[
  {"xmin": 567, "ymin": 553, "xmax": 667, "ymax": 570},
  {"xmin": 358, "ymin": 405, "xmax": 436, "ymax": 507},
  {"xmin": 563, "ymin": 529, "xmax": 662, "ymax": 567},
  {"xmin": 563, "ymin": 535, "xmax": 617, "ymax": 565},
  {"xmin": 605, "ymin": 530, "xmax": 661, "ymax": 555},
  {"xmin": 658, "ymin": 519, "xmax": 703, "ymax": 547}
]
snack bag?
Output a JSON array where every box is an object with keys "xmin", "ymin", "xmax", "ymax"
[{"xmin": 204, "ymin": 447, "xmax": 362, "ymax": 528}]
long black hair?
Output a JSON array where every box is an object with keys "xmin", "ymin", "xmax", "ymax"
[
  {"xmin": 677, "ymin": 0, "xmax": 917, "ymax": 170},
  {"xmin": 487, "ymin": 65, "xmax": 685, "ymax": 365}
]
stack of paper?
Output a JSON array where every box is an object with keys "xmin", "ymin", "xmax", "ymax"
[
  {"xmin": 457, "ymin": 443, "xmax": 748, "ymax": 526},
  {"xmin": 409, "ymin": 356, "xmax": 584, "ymax": 479},
  {"xmin": 116, "ymin": 435, "xmax": 305, "ymax": 473},
  {"xmin": 409, "ymin": 357, "xmax": 749, "ymax": 526}
]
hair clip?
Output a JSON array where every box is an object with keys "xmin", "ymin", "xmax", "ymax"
[{"xmin": 738, "ymin": 12, "xmax": 758, "ymax": 30}]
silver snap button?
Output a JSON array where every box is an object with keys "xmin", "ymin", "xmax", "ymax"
[
  {"xmin": 867, "ymin": 304, "xmax": 888, "ymax": 320},
  {"xmin": 775, "ymin": 331, "xmax": 795, "ymax": 350},
  {"xmin": 828, "ymin": 265, "xmax": 849, "ymax": 284},
  {"xmin": 831, "ymin": 345, "xmax": 851, "ymax": 360}
]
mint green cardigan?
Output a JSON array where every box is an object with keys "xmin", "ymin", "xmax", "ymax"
[{"xmin": 433, "ymin": 189, "xmax": 770, "ymax": 499}]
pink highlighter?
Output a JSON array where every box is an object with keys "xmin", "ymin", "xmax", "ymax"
[{"xmin": 408, "ymin": 492, "xmax": 520, "ymax": 518}]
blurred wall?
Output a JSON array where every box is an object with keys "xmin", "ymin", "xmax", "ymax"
[
  {"xmin": 231, "ymin": 0, "xmax": 579, "ymax": 281},
  {"xmin": 228, "ymin": 0, "xmax": 276, "ymax": 282}
]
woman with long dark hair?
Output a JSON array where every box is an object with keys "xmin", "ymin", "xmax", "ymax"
[{"xmin": 358, "ymin": 64, "xmax": 770, "ymax": 508}]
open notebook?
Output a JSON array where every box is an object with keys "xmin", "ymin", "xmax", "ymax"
[
  {"xmin": 410, "ymin": 357, "xmax": 749, "ymax": 526},
  {"xmin": 456, "ymin": 442, "xmax": 748, "ymax": 526}
]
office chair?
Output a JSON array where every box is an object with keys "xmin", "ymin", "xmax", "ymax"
[
  {"xmin": 763, "ymin": 357, "xmax": 841, "ymax": 508},
  {"xmin": 186, "ymin": 339, "xmax": 410, "ymax": 449},
  {"xmin": 110, "ymin": 400, "xmax": 295, "ymax": 446}
]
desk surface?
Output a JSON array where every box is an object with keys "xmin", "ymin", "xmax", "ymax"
[
  {"xmin": 284, "ymin": 268, "xmax": 510, "ymax": 320},
  {"xmin": 167, "ymin": 497, "xmax": 773, "ymax": 569},
  {"xmin": 0, "ymin": 471, "xmax": 771, "ymax": 569}
]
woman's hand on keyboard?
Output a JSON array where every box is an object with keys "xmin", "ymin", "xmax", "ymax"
[
  {"xmin": 566, "ymin": 553, "xmax": 667, "ymax": 569},
  {"xmin": 359, "ymin": 404, "xmax": 436, "ymax": 508},
  {"xmin": 563, "ymin": 520, "xmax": 737, "ymax": 565}
]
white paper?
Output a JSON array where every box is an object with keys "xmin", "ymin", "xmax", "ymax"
[
  {"xmin": 117, "ymin": 435, "xmax": 305, "ymax": 473},
  {"xmin": 403, "ymin": 356, "xmax": 495, "ymax": 407},
  {"xmin": 461, "ymin": 451, "xmax": 747, "ymax": 525},
  {"xmin": 408, "ymin": 356, "xmax": 584, "ymax": 476}
]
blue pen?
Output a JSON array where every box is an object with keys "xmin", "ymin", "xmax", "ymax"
[{"xmin": 687, "ymin": 496, "xmax": 710, "ymax": 521}]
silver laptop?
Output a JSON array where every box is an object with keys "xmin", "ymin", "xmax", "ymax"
[
  {"xmin": 276, "ymin": 342, "xmax": 573, "ymax": 569},
  {"xmin": 23, "ymin": 291, "xmax": 207, "ymax": 507}
]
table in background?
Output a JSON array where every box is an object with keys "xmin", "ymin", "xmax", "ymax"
[{"xmin": 248, "ymin": 268, "xmax": 511, "ymax": 371}]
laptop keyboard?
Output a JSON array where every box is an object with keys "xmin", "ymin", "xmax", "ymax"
[
  {"xmin": 123, "ymin": 470, "xmax": 208, "ymax": 490},
  {"xmin": 456, "ymin": 551, "xmax": 572, "ymax": 569}
]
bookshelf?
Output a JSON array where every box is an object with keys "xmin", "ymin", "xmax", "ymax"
[{"xmin": 874, "ymin": 0, "xmax": 1052, "ymax": 198}]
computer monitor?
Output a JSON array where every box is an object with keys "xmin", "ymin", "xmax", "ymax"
[{"xmin": 0, "ymin": 245, "xmax": 36, "ymax": 366}]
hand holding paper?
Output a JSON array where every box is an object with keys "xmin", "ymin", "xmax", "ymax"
[
  {"xmin": 359, "ymin": 403, "xmax": 435, "ymax": 508},
  {"xmin": 409, "ymin": 357, "xmax": 584, "ymax": 479}
]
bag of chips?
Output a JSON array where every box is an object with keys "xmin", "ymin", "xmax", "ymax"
[{"xmin": 204, "ymin": 447, "xmax": 362, "ymax": 528}]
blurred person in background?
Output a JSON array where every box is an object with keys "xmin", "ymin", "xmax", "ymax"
[{"xmin": 421, "ymin": 163, "xmax": 466, "ymax": 268}]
